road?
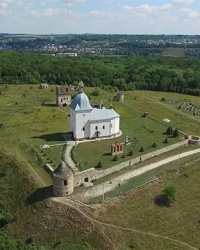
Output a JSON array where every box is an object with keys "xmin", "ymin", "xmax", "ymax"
[{"xmin": 84, "ymin": 148, "xmax": 200, "ymax": 198}]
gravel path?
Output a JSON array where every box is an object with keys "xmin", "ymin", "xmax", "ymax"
[{"xmin": 84, "ymin": 148, "xmax": 200, "ymax": 198}]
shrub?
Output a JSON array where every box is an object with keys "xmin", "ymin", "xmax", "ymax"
[
  {"xmin": 173, "ymin": 128, "xmax": 179, "ymax": 138},
  {"xmin": 0, "ymin": 172, "xmax": 5, "ymax": 178},
  {"xmin": 163, "ymin": 137, "xmax": 169, "ymax": 144},
  {"xmin": 152, "ymin": 142, "xmax": 157, "ymax": 148},
  {"xmin": 163, "ymin": 186, "xmax": 176, "ymax": 204},
  {"xmin": 139, "ymin": 147, "xmax": 144, "ymax": 152},
  {"xmin": 113, "ymin": 155, "xmax": 118, "ymax": 161},
  {"xmin": 0, "ymin": 213, "xmax": 15, "ymax": 228},
  {"xmin": 96, "ymin": 161, "xmax": 102, "ymax": 168},
  {"xmin": 166, "ymin": 126, "xmax": 173, "ymax": 135},
  {"xmin": 128, "ymin": 150, "xmax": 133, "ymax": 156},
  {"xmin": 154, "ymin": 186, "xmax": 176, "ymax": 207}
]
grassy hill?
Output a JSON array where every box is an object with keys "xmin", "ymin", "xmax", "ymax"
[
  {"xmin": 2, "ymin": 150, "xmax": 200, "ymax": 250},
  {"xmin": 0, "ymin": 84, "xmax": 200, "ymax": 249}
]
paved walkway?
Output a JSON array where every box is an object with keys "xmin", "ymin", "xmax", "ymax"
[
  {"xmin": 63, "ymin": 131, "xmax": 122, "ymax": 173},
  {"xmin": 84, "ymin": 148, "xmax": 200, "ymax": 198},
  {"xmin": 65, "ymin": 142, "xmax": 79, "ymax": 173}
]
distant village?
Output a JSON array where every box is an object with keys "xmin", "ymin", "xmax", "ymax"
[{"xmin": 1, "ymin": 34, "xmax": 200, "ymax": 57}]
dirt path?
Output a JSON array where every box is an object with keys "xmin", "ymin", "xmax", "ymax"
[
  {"xmin": 52, "ymin": 197, "xmax": 198, "ymax": 250},
  {"xmin": 84, "ymin": 149, "xmax": 200, "ymax": 198}
]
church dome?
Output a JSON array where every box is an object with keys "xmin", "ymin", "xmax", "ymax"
[{"xmin": 69, "ymin": 92, "xmax": 92, "ymax": 111}]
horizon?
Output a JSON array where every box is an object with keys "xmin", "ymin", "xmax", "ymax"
[
  {"xmin": 1, "ymin": 33, "xmax": 200, "ymax": 36},
  {"xmin": 0, "ymin": 0, "xmax": 200, "ymax": 35}
]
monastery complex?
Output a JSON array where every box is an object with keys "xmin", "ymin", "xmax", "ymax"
[{"xmin": 69, "ymin": 82, "xmax": 120, "ymax": 140}]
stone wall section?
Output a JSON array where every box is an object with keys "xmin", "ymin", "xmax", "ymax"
[
  {"xmin": 73, "ymin": 168, "xmax": 97, "ymax": 187},
  {"xmin": 53, "ymin": 139, "xmax": 190, "ymax": 196},
  {"xmin": 96, "ymin": 140, "xmax": 189, "ymax": 179}
]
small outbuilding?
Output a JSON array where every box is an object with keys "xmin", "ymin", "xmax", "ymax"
[
  {"xmin": 53, "ymin": 161, "xmax": 74, "ymax": 196},
  {"xmin": 40, "ymin": 83, "xmax": 48, "ymax": 90},
  {"xmin": 114, "ymin": 93, "xmax": 124, "ymax": 102}
]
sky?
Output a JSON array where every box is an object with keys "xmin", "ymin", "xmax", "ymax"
[{"xmin": 0, "ymin": 0, "xmax": 200, "ymax": 35}]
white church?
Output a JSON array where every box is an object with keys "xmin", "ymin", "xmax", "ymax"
[{"xmin": 69, "ymin": 82, "xmax": 120, "ymax": 140}]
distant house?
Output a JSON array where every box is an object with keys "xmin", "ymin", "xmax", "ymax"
[
  {"xmin": 56, "ymin": 85, "xmax": 71, "ymax": 107},
  {"xmin": 70, "ymin": 82, "xmax": 120, "ymax": 140},
  {"xmin": 114, "ymin": 93, "xmax": 124, "ymax": 102},
  {"xmin": 40, "ymin": 83, "xmax": 48, "ymax": 90}
]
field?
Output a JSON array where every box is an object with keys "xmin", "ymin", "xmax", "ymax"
[
  {"xmin": 0, "ymin": 84, "xmax": 200, "ymax": 249},
  {"xmin": 73, "ymin": 89, "xmax": 200, "ymax": 170},
  {"xmin": 0, "ymin": 85, "xmax": 200, "ymax": 181},
  {"xmin": 3, "ymin": 149, "xmax": 200, "ymax": 250},
  {"xmin": 162, "ymin": 48, "xmax": 185, "ymax": 57},
  {"xmin": 0, "ymin": 84, "xmax": 68, "ymax": 185},
  {"xmin": 97, "ymin": 157, "xmax": 200, "ymax": 250}
]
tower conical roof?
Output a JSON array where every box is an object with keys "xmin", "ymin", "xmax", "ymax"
[{"xmin": 53, "ymin": 161, "xmax": 73, "ymax": 178}]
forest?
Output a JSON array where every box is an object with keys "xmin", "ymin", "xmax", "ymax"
[{"xmin": 0, "ymin": 50, "xmax": 200, "ymax": 96}]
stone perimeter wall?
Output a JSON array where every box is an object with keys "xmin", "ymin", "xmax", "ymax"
[
  {"xmin": 96, "ymin": 139, "xmax": 189, "ymax": 179},
  {"xmin": 74, "ymin": 168, "xmax": 97, "ymax": 187}
]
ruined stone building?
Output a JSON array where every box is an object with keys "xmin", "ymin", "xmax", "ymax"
[
  {"xmin": 56, "ymin": 85, "xmax": 71, "ymax": 107},
  {"xmin": 114, "ymin": 93, "xmax": 124, "ymax": 102},
  {"xmin": 40, "ymin": 83, "xmax": 48, "ymax": 89}
]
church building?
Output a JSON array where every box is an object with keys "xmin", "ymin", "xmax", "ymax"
[{"xmin": 69, "ymin": 82, "xmax": 120, "ymax": 140}]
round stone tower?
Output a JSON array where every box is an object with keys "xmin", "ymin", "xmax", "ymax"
[{"xmin": 53, "ymin": 161, "xmax": 74, "ymax": 196}]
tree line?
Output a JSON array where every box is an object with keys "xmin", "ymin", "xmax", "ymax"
[{"xmin": 0, "ymin": 51, "xmax": 200, "ymax": 96}]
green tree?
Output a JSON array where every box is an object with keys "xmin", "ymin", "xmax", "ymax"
[
  {"xmin": 152, "ymin": 142, "xmax": 157, "ymax": 148},
  {"xmin": 128, "ymin": 150, "xmax": 133, "ymax": 156},
  {"xmin": 113, "ymin": 155, "xmax": 118, "ymax": 161},
  {"xmin": 139, "ymin": 147, "xmax": 144, "ymax": 152},
  {"xmin": 0, "ymin": 213, "xmax": 15, "ymax": 228},
  {"xmin": 163, "ymin": 186, "xmax": 176, "ymax": 204},
  {"xmin": 96, "ymin": 161, "xmax": 102, "ymax": 168},
  {"xmin": 166, "ymin": 126, "xmax": 173, "ymax": 136},
  {"xmin": 163, "ymin": 137, "xmax": 169, "ymax": 144},
  {"xmin": 173, "ymin": 128, "xmax": 179, "ymax": 138}
]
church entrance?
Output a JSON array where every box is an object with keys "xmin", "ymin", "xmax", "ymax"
[{"xmin": 95, "ymin": 131, "xmax": 100, "ymax": 138}]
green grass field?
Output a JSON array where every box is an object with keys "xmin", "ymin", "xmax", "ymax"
[
  {"xmin": 162, "ymin": 48, "xmax": 185, "ymax": 57},
  {"xmin": 0, "ymin": 85, "xmax": 200, "ymax": 183},
  {"xmin": 73, "ymin": 89, "xmax": 200, "ymax": 170},
  {"xmin": 97, "ymin": 157, "xmax": 200, "ymax": 250},
  {"xmin": 0, "ymin": 84, "xmax": 69, "ymax": 185},
  {"xmin": 0, "ymin": 84, "xmax": 200, "ymax": 249}
]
